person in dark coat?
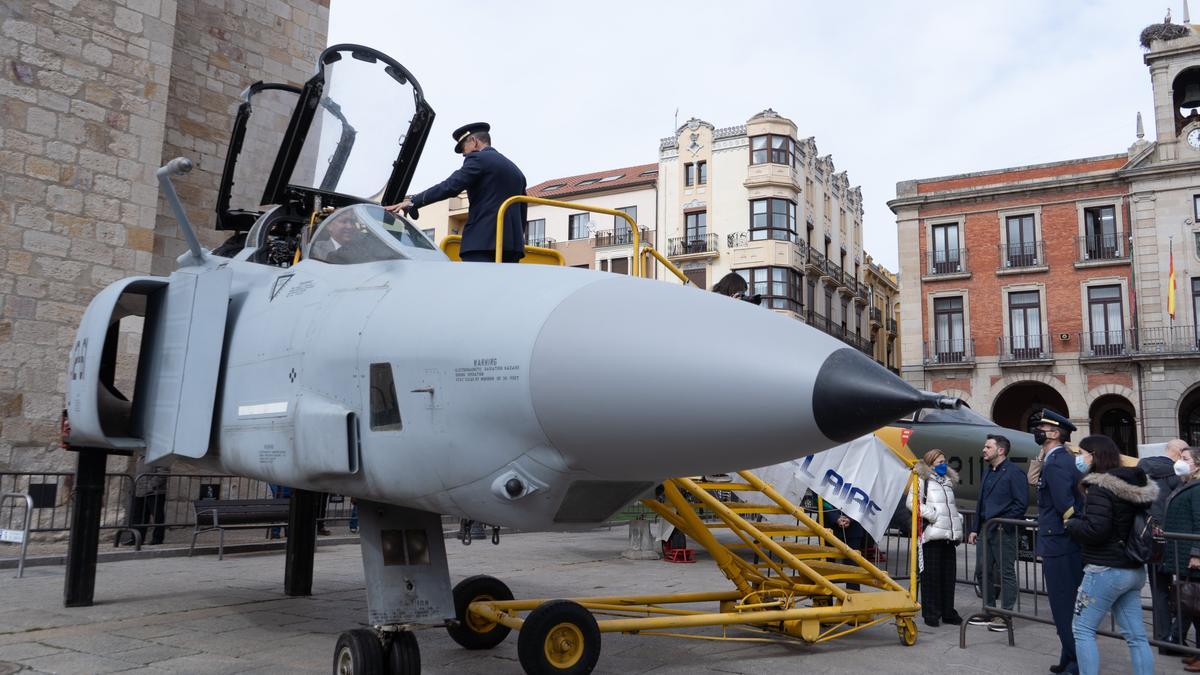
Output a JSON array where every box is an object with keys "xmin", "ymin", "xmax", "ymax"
[
  {"xmin": 1164, "ymin": 447, "xmax": 1200, "ymax": 670},
  {"xmin": 967, "ymin": 434, "xmax": 1028, "ymax": 629},
  {"xmin": 1033, "ymin": 408, "xmax": 1085, "ymax": 674},
  {"xmin": 386, "ymin": 122, "xmax": 526, "ymax": 263},
  {"xmin": 1138, "ymin": 438, "xmax": 1187, "ymax": 645},
  {"xmin": 1065, "ymin": 435, "xmax": 1156, "ymax": 675}
]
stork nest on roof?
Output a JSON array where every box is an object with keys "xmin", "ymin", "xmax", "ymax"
[{"xmin": 1141, "ymin": 22, "xmax": 1192, "ymax": 50}]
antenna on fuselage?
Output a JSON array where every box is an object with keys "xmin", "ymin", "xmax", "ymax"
[{"xmin": 156, "ymin": 157, "xmax": 205, "ymax": 264}]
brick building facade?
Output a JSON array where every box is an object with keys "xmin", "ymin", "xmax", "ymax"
[
  {"xmin": 890, "ymin": 15, "xmax": 1200, "ymax": 450},
  {"xmin": 0, "ymin": 1, "xmax": 328, "ymax": 472}
]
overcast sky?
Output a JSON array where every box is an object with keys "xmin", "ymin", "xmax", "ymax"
[{"xmin": 329, "ymin": 1, "xmax": 1163, "ymax": 270}]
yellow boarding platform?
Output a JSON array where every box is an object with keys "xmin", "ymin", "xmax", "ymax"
[{"xmin": 459, "ymin": 469, "xmax": 922, "ymax": 671}]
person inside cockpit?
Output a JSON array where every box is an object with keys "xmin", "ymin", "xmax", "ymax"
[{"xmin": 309, "ymin": 209, "xmax": 377, "ymax": 264}]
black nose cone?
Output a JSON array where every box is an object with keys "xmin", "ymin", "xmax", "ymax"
[{"xmin": 813, "ymin": 348, "xmax": 926, "ymax": 443}]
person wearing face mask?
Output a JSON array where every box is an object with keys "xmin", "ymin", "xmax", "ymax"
[
  {"xmin": 1137, "ymin": 439, "xmax": 1188, "ymax": 646},
  {"xmin": 915, "ymin": 449, "xmax": 964, "ymax": 627},
  {"xmin": 1164, "ymin": 447, "xmax": 1200, "ymax": 670},
  {"xmin": 1033, "ymin": 408, "xmax": 1085, "ymax": 675},
  {"xmin": 967, "ymin": 434, "xmax": 1028, "ymax": 631},
  {"xmin": 1064, "ymin": 436, "xmax": 1157, "ymax": 675}
]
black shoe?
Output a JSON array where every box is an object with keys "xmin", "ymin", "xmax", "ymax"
[
  {"xmin": 924, "ymin": 617, "xmax": 940, "ymax": 627},
  {"xmin": 318, "ymin": 528, "xmax": 332, "ymax": 536},
  {"xmin": 943, "ymin": 615, "xmax": 963, "ymax": 625},
  {"xmin": 1049, "ymin": 665, "xmax": 1066, "ymax": 674}
]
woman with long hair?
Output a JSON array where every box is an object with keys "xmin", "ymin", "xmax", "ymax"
[{"xmin": 1066, "ymin": 435, "xmax": 1156, "ymax": 675}]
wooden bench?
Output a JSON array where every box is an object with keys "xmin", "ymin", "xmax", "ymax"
[{"xmin": 189, "ymin": 498, "xmax": 290, "ymax": 560}]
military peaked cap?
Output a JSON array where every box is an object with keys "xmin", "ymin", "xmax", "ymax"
[
  {"xmin": 1033, "ymin": 408, "xmax": 1077, "ymax": 433},
  {"xmin": 453, "ymin": 122, "xmax": 490, "ymax": 154}
]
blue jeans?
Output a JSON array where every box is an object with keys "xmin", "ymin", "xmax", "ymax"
[{"xmin": 1071, "ymin": 566, "xmax": 1153, "ymax": 675}]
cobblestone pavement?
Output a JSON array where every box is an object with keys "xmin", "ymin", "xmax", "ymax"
[{"xmin": 0, "ymin": 528, "xmax": 1180, "ymax": 674}]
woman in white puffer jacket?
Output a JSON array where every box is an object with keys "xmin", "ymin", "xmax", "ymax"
[{"xmin": 916, "ymin": 448, "xmax": 964, "ymax": 627}]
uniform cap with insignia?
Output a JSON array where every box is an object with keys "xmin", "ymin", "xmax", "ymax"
[
  {"xmin": 1033, "ymin": 408, "xmax": 1077, "ymax": 433},
  {"xmin": 452, "ymin": 122, "xmax": 490, "ymax": 154}
]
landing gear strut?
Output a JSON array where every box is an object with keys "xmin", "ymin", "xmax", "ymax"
[{"xmin": 332, "ymin": 627, "xmax": 420, "ymax": 675}]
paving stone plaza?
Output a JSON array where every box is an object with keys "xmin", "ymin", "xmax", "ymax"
[{"xmin": 0, "ymin": 528, "xmax": 1171, "ymax": 674}]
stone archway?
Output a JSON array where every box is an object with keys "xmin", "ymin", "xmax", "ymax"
[
  {"xmin": 1181, "ymin": 385, "xmax": 1200, "ymax": 447},
  {"xmin": 1089, "ymin": 394, "xmax": 1137, "ymax": 457},
  {"xmin": 992, "ymin": 381, "xmax": 1070, "ymax": 433}
]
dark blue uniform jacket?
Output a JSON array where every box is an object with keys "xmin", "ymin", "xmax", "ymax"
[
  {"xmin": 1036, "ymin": 446, "xmax": 1084, "ymax": 557},
  {"xmin": 976, "ymin": 458, "xmax": 1029, "ymax": 533},
  {"xmin": 411, "ymin": 146, "xmax": 527, "ymax": 257}
]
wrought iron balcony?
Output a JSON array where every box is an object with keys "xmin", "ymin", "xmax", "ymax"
[
  {"xmin": 667, "ymin": 233, "xmax": 718, "ymax": 257},
  {"xmin": 869, "ymin": 307, "xmax": 883, "ymax": 324},
  {"xmin": 997, "ymin": 333, "xmax": 1053, "ymax": 363},
  {"xmin": 594, "ymin": 228, "xmax": 652, "ymax": 248},
  {"xmin": 886, "ymin": 317, "xmax": 897, "ymax": 333},
  {"xmin": 526, "ymin": 237, "xmax": 556, "ymax": 248},
  {"xmin": 1077, "ymin": 330, "xmax": 1133, "ymax": 359},
  {"xmin": 1135, "ymin": 325, "xmax": 1200, "ymax": 355},
  {"xmin": 922, "ymin": 248, "xmax": 969, "ymax": 277},
  {"xmin": 804, "ymin": 246, "xmax": 827, "ymax": 275},
  {"xmin": 1074, "ymin": 234, "xmax": 1129, "ymax": 264},
  {"xmin": 923, "ymin": 338, "xmax": 976, "ymax": 367},
  {"xmin": 826, "ymin": 259, "xmax": 844, "ymax": 282},
  {"xmin": 998, "ymin": 240, "xmax": 1045, "ymax": 271}
]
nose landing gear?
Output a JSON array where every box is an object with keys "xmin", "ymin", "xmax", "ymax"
[{"xmin": 332, "ymin": 627, "xmax": 420, "ymax": 675}]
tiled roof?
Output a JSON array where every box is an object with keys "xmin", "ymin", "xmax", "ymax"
[{"xmin": 528, "ymin": 162, "xmax": 658, "ymax": 199}]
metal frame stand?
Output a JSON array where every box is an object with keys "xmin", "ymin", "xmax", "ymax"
[
  {"xmin": 63, "ymin": 449, "xmax": 109, "ymax": 607},
  {"xmin": 284, "ymin": 488, "xmax": 319, "ymax": 596}
]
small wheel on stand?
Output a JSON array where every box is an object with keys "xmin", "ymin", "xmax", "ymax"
[
  {"xmin": 447, "ymin": 575, "xmax": 514, "ymax": 649},
  {"xmin": 897, "ymin": 616, "xmax": 918, "ymax": 646},
  {"xmin": 333, "ymin": 628, "xmax": 385, "ymax": 675},
  {"xmin": 385, "ymin": 630, "xmax": 420, "ymax": 675},
  {"xmin": 517, "ymin": 600, "xmax": 601, "ymax": 674}
]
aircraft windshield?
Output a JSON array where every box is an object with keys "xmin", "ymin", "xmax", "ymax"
[
  {"xmin": 307, "ymin": 204, "xmax": 436, "ymax": 265},
  {"xmin": 291, "ymin": 51, "xmax": 417, "ymax": 200}
]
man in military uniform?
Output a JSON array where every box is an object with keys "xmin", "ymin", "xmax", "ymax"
[
  {"xmin": 385, "ymin": 122, "xmax": 526, "ymax": 263},
  {"xmin": 1033, "ymin": 408, "xmax": 1084, "ymax": 674}
]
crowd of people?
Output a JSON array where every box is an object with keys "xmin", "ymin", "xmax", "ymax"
[{"xmin": 906, "ymin": 406, "xmax": 1200, "ymax": 675}]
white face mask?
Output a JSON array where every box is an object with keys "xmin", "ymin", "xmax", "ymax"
[{"xmin": 1175, "ymin": 459, "xmax": 1192, "ymax": 477}]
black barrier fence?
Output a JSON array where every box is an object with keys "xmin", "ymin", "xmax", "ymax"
[
  {"xmin": 0, "ymin": 471, "xmax": 360, "ymax": 540},
  {"xmin": 957, "ymin": 516, "xmax": 1200, "ymax": 657}
]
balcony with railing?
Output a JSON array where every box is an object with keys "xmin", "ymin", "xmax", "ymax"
[
  {"xmin": 1077, "ymin": 329, "xmax": 1132, "ymax": 359},
  {"xmin": 869, "ymin": 306, "xmax": 883, "ymax": 325},
  {"xmin": 804, "ymin": 246, "xmax": 827, "ymax": 276},
  {"xmin": 1074, "ymin": 233, "xmax": 1130, "ymax": 266},
  {"xmin": 921, "ymin": 248, "xmax": 969, "ymax": 279},
  {"xmin": 1135, "ymin": 325, "xmax": 1200, "ymax": 356},
  {"xmin": 997, "ymin": 240, "xmax": 1046, "ymax": 273},
  {"xmin": 825, "ymin": 259, "xmax": 844, "ymax": 283},
  {"xmin": 886, "ymin": 317, "xmax": 897, "ymax": 333},
  {"xmin": 667, "ymin": 233, "xmax": 718, "ymax": 258},
  {"xmin": 594, "ymin": 228, "xmax": 652, "ymax": 248},
  {"xmin": 923, "ymin": 338, "xmax": 976, "ymax": 367},
  {"xmin": 526, "ymin": 237, "xmax": 557, "ymax": 249},
  {"xmin": 997, "ymin": 333, "xmax": 1053, "ymax": 364},
  {"xmin": 803, "ymin": 310, "xmax": 871, "ymax": 354}
]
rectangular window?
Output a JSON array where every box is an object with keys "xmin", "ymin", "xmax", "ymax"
[
  {"xmin": 685, "ymin": 211, "xmax": 706, "ymax": 239},
  {"xmin": 1194, "ymin": 195, "xmax": 1200, "ymax": 223},
  {"xmin": 750, "ymin": 135, "xmax": 769, "ymax": 164},
  {"xmin": 614, "ymin": 206, "xmax": 636, "ymax": 242},
  {"xmin": 1008, "ymin": 290, "xmax": 1042, "ymax": 358},
  {"xmin": 806, "ymin": 278, "xmax": 816, "ymax": 319},
  {"xmin": 525, "ymin": 218, "xmax": 545, "ymax": 244},
  {"xmin": 930, "ymin": 223, "xmax": 961, "ymax": 274},
  {"xmin": 933, "ymin": 296, "xmax": 966, "ymax": 362},
  {"xmin": 1083, "ymin": 205, "xmax": 1118, "ymax": 259},
  {"xmin": 1194, "ymin": 278, "xmax": 1200, "ymax": 346},
  {"xmin": 568, "ymin": 213, "xmax": 589, "ymax": 240},
  {"xmin": 749, "ymin": 198, "xmax": 796, "ymax": 241},
  {"xmin": 369, "ymin": 363, "xmax": 402, "ymax": 431},
  {"xmin": 824, "ymin": 286, "xmax": 834, "ymax": 323},
  {"xmin": 683, "ymin": 267, "xmax": 707, "ymax": 289},
  {"xmin": 684, "ymin": 163, "xmax": 695, "ymax": 187},
  {"xmin": 736, "ymin": 266, "xmax": 803, "ymax": 313},
  {"xmin": 750, "ymin": 134, "xmax": 793, "ymax": 166},
  {"xmin": 1087, "ymin": 285, "xmax": 1124, "ymax": 355},
  {"xmin": 610, "ymin": 257, "xmax": 628, "ymax": 275},
  {"xmin": 1004, "ymin": 214, "xmax": 1037, "ymax": 267},
  {"xmin": 697, "ymin": 161, "xmax": 707, "ymax": 185}
]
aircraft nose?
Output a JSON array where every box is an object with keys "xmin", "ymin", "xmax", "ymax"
[{"xmin": 811, "ymin": 347, "xmax": 927, "ymax": 443}]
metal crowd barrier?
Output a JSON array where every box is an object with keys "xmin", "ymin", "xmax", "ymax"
[
  {"xmin": 0, "ymin": 492, "xmax": 32, "ymax": 577},
  {"xmin": 956, "ymin": 516, "xmax": 1200, "ymax": 658}
]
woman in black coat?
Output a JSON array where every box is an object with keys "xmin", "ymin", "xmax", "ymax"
[{"xmin": 1064, "ymin": 435, "xmax": 1156, "ymax": 675}]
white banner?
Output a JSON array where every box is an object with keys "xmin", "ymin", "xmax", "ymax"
[{"xmin": 753, "ymin": 434, "xmax": 912, "ymax": 543}]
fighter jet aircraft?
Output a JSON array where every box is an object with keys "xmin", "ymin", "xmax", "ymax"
[{"xmin": 64, "ymin": 44, "xmax": 942, "ymax": 674}]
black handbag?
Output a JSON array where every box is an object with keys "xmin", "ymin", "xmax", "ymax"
[{"xmin": 1174, "ymin": 579, "xmax": 1200, "ymax": 618}]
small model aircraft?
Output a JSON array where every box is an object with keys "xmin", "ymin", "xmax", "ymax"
[{"xmin": 64, "ymin": 45, "xmax": 941, "ymax": 674}]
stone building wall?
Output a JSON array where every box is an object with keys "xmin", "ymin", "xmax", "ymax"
[{"xmin": 0, "ymin": 1, "xmax": 329, "ymax": 473}]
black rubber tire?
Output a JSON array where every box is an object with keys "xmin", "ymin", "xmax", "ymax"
[
  {"xmin": 385, "ymin": 631, "xmax": 420, "ymax": 675},
  {"xmin": 516, "ymin": 600, "xmax": 601, "ymax": 675},
  {"xmin": 333, "ymin": 629, "xmax": 384, "ymax": 675},
  {"xmin": 446, "ymin": 575, "xmax": 514, "ymax": 650}
]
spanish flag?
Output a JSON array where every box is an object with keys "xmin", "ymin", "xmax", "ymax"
[{"xmin": 1169, "ymin": 248, "xmax": 1177, "ymax": 320}]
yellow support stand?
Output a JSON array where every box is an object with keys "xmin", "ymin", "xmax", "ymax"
[{"xmin": 466, "ymin": 468, "xmax": 923, "ymax": 659}]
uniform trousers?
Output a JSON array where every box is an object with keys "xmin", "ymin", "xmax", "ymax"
[{"xmin": 1044, "ymin": 549, "xmax": 1084, "ymax": 671}]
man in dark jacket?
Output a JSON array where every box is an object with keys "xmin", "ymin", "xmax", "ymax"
[
  {"xmin": 1034, "ymin": 408, "xmax": 1084, "ymax": 675},
  {"xmin": 1139, "ymin": 438, "xmax": 1187, "ymax": 644},
  {"xmin": 386, "ymin": 122, "xmax": 526, "ymax": 263},
  {"xmin": 967, "ymin": 434, "xmax": 1027, "ymax": 627}
]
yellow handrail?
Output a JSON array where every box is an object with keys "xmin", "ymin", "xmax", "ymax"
[
  {"xmin": 639, "ymin": 244, "xmax": 690, "ymax": 283},
  {"xmin": 496, "ymin": 195, "xmax": 642, "ymax": 274}
]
